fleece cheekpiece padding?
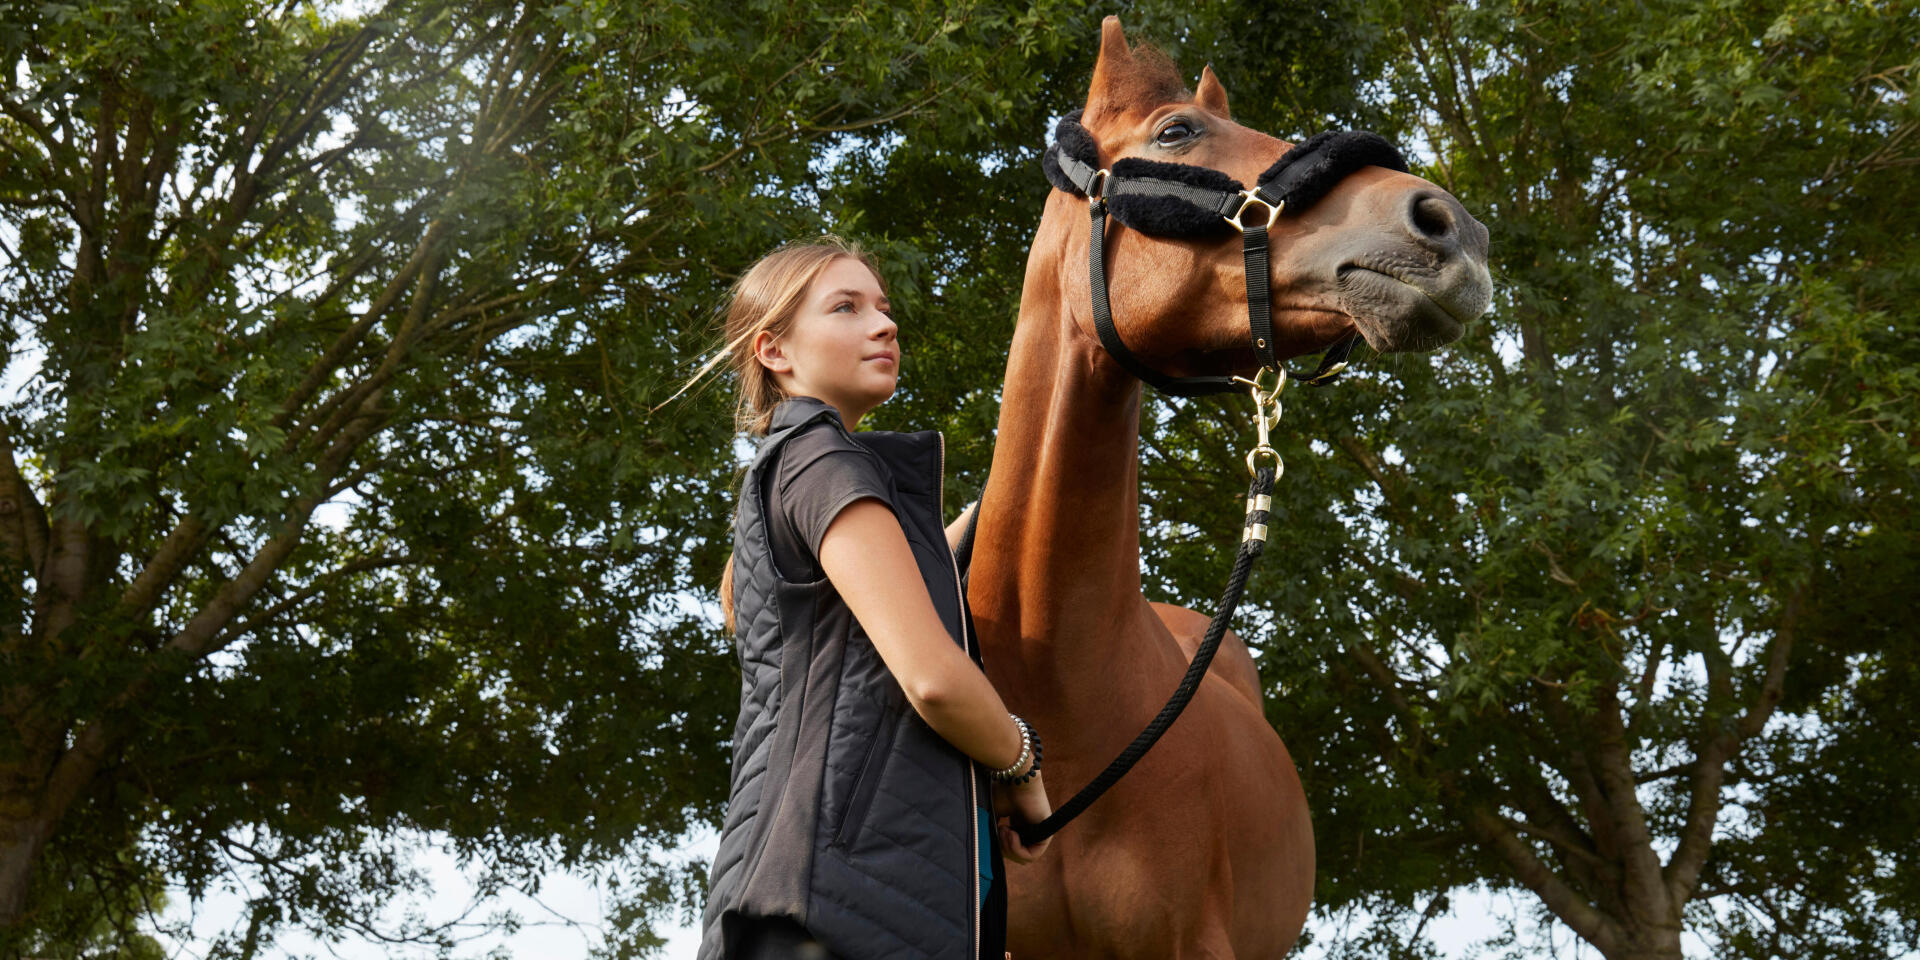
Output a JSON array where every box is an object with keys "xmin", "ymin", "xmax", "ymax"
[
  {"xmin": 1041, "ymin": 110, "xmax": 1100, "ymax": 195},
  {"xmin": 1256, "ymin": 131, "xmax": 1409, "ymax": 209}
]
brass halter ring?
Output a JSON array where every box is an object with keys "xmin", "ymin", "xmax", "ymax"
[
  {"xmin": 1231, "ymin": 368, "xmax": 1287, "ymax": 478},
  {"xmin": 1085, "ymin": 168, "xmax": 1111, "ymax": 201},
  {"xmin": 1224, "ymin": 190, "xmax": 1283, "ymax": 232}
]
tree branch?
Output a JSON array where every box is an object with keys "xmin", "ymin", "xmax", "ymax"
[
  {"xmin": 204, "ymin": 552, "xmax": 417, "ymax": 652},
  {"xmin": 1347, "ymin": 638, "xmax": 1435, "ymax": 731},
  {"xmin": 0, "ymin": 431, "xmax": 51, "ymax": 584},
  {"xmin": 1467, "ymin": 805, "xmax": 1626, "ymax": 955},
  {"xmin": 276, "ymin": 219, "xmax": 449, "ymax": 441},
  {"xmin": 0, "ymin": 93, "xmax": 79, "ymax": 180},
  {"xmin": 1499, "ymin": 814, "xmax": 1611, "ymax": 873},
  {"xmin": 1665, "ymin": 583, "xmax": 1806, "ymax": 910},
  {"xmin": 1334, "ymin": 435, "xmax": 1409, "ymax": 520},
  {"xmin": 168, "ymin": 403, "xmax": 391, "ymax": 660},
  {"xmin": 1589, "ymin": 685, "xmax": 1676, "ymax": 934}
]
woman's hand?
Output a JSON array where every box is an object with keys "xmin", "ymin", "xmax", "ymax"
[{"xmin": 992, "ymin": 773, "xmax": 1052, "ymax": 864}]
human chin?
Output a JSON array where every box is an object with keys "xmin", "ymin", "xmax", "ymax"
[
  {"xmin": 859, "ymin": 368, "xmax": 898, "ymax": 406},
  {"xmin": 856, "ymin": 354, "xmax": 897, "ymax": 383}
]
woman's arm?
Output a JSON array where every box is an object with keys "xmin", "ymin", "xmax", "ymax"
[
  {"xmin": 823, "ymin": 498, "xmax": 1018, "ymax": 765},
  {"xmin": 821, "ymin": 498, "xmax": 1051, "ymax": 861},
  {"xmin": 944, "ymin": 500, "xmax": 976, "ymax": 553}
]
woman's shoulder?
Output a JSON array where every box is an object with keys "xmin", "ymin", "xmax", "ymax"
[
  {"xmin": 776, "ymin": 416, "xmax": 877, "ymax": 465},
  {"xmin": 769, "ymin": 418, "xmax": 890, "ymax": 495},
  {"xmin": 761, "ymin": 419, "xmax": 898, "ymax": 574}
]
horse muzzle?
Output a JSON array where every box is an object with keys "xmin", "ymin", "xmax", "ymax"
[{"xmin": 1331, "ymin": 189, "xmax": 1493, "ymax": 353}]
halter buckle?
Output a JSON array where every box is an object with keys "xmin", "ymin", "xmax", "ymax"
[{"xmin": 1225, "ymin": 190, "xmax": 1283, "ymax": 232}]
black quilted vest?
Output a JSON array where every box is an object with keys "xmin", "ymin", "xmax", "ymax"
[{"xmin": 698, "ymin": 396, "xmax": 989, "ymax": 960}]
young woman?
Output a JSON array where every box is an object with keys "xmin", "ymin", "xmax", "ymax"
[{"xmin": 692, "ymin": 237, "xmax": 1051, "ymax": 960}]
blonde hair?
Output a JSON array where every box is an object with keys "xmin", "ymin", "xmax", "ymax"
[
  {"xmin": 662, "ymin": 234, "xmax": 887, "ymax": 437},
  {"xmin": 685, "ymin": 235, "xmax": 888, "ymax": 633}
]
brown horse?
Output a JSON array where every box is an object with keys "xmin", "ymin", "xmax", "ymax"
[{"xmin": 970, "ymin": 18, "xmax": 1491, "ymax": 959}]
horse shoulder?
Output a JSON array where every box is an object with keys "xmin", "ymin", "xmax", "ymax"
[{"xmin": 1148, "ymin": 601, "xmax": 1263, "ymax": 708}]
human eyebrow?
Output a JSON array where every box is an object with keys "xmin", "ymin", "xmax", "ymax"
[{"xmin": 822, "ymin": 289, "xmax": 891, "ymax": 314}]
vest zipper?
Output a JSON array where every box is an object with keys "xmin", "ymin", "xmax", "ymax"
[{"xmin": 938, "ymin": 430, "xmax": 982, "ymax": 960}]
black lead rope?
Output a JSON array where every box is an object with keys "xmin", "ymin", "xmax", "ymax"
[
  {"xmin": 1018, "ymin": 466, "xmax": 1274, "ymax": 847},
  {"xmin": 953, "ymin": 465, "xmax": 1279, "ymax": 848}
]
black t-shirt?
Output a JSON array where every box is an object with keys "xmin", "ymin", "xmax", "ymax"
[{"xmin": 764, "ymin": 420, "xmax": 895, "ymax": 583}]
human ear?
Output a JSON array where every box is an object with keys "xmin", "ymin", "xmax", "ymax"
[{"xmin": 753, "ymin": 329, "xmax": 792, "ymax": 374}]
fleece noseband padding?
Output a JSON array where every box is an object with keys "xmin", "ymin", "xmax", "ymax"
[
  {"xmin": 1042, "ymin": 111, "xmax": 1409, "ymax": 237},
  {"xmin": 1255, "ymin": 130, "xmax": 1409, "ymax": 212},
  {"xmin": 1107, "ymin": 157, "xmax": 1244, "ymax": 236}
]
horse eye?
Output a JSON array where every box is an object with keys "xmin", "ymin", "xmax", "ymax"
[{"xmin": 1156, "ymin": 121, "xmax": 1194, "ymax": 145}]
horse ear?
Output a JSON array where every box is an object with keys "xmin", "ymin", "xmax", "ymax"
[
  {"xmin": 1085, "ymin": 16, "xmax": 1134, "ymax": 117},
  {"xmin": 1196, "ymin": 65, "xmax": 1231, "ymax": 119}
]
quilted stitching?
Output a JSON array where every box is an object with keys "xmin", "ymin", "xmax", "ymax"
[{"xmin": 699, "ymin": 399, "xmax": 978, "ymax": 960}]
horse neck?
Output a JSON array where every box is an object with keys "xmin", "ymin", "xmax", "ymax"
[{"xmin": 971, "ymin": 217, "xmax": 1160, "ymax": 686}]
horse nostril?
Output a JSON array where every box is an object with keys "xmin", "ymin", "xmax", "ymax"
[{"xmin": 1409, "ymin": 194, "xmax": 1455, "ymax": 242}]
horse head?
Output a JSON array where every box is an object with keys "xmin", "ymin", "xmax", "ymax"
[{"xmin": 1034, "ymin": 17, "xmax": 1492, "ymax": 381}]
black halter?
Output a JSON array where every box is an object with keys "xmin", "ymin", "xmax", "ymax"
[{"xmin": 1041, "ymin": 112, "xmax": 1409, "ymax": 396}]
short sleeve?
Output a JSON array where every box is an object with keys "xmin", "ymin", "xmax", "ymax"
[{"xmin": 766, "ymin": 425, "xmax": 895, "ymax": 582}]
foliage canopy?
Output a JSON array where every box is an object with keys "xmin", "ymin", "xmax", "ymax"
[{"xmin": 0, "ymin": 0, "xmax": 1912, "ymax": 958}]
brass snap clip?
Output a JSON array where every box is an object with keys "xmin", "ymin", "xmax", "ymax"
[{"xmin": 1230, "ymin": 368, "xmax": 1287, "ymax": 478}]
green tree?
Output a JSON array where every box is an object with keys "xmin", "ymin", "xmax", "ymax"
[
  {"xmin": 717, "ymin": 3, "xmax": 1920, "ymax": 957},
  {"xmin": 0, "ymin": 0, "xmax": 1077, "ymax": 953},
  {"xmin": 14, "ymin": 850, "xmax": 167, "ymax": 960},
  {"xmin": 4, "ymin": 0, "xmax": 1911, "ymax": 956},
  {"xmin": 1119, "ymin": 2, "xmax": 1917, "ymax": 958}
]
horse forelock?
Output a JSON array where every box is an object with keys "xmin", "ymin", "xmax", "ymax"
[{"xmin": 1127, "ymin": 43, "xmax": 1189, "ymax": 103}]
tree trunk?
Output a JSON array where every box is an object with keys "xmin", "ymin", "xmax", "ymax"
[
  {"xmin": 0, "ymin": 721, "xmax": 109, "ymax": 929},
  {"xmin": 1608, "ymin": 929, "xmax": 1685, "ymax": 960},
  {"xmin": 0, "ymin": 810, "xmax": 51, "ymax": 928}
]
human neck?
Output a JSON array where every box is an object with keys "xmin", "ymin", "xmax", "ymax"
[{"xmin": 784, "ymin": 390, "xmax": 868, "ymax": 431}]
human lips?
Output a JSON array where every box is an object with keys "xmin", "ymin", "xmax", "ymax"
[{"xmin": 862, "ymin": 351, "xmax": 897, "ymax": 366}]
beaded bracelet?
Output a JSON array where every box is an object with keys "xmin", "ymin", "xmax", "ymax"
[
  {"xmin": 1008, "ymin": 724, "xmax": 1043, "ymax": 786},
  {"xmin": 991, "ymin": 714, "xmax": 1034, "ymax": 783}
]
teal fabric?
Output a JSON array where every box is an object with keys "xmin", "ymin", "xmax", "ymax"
[{"xmin": 976, "ymin": 805, "xmax": 993, "ymax": 908}]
